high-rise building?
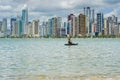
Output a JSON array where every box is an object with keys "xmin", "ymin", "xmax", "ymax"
[
  {"xmin": 32, "ymin": 19, "xmax": 39, "ymax": 37},
  {"xmin": 71, "ymin": 16, "xmax": 76, "ymax": 37},
  {"xmin": 0, "ymin": 21, "xmax": 2, "ymax": 32},
  {"xmin": 84, "ymin": 7, "xmax": 95, "ymax": 36},
  {"xmin": 67, "ymin": 14, "xmax": 75, "ymax": 35},
  {"xmin": 22, "ymin": 8, "xmax": 28, "ymax": 24},
  {"xmin": 27, "ymin": 22, "xmax": 33, "ymax": 37},
  {"xmin": 78, "ymin": 14, "xmax": 86, "ymax": 36},
  {"xmin": 22, "ymin": 8, "xmax": 28, "ymax": 35},
  {"xmin": 91, "ymin": 9, "xmax": 95, "ymax": 23},
  {"xmin": 118, "ymin": 23, "xmax": 120, "ymax": 35},
  {"xmin": 97, "ymin": 13, "xmax": 104, "ymax": 34},
  {"xmin": 92, "ymin": 22, "xmax": 97, "ymax": 36},
  {"xmin": 52, "ymin": 17, "xmax": 57, "ymax": 37},
  {"xmin": 107, "ymin": 15, "xmax": 118, "ymax": 35},
  {"xmin": 67, "ymin": 14, "xmax": 78, "ymax": 37},
  {"xmin": 48, "ymin": 19, "xmax": 52, "ymax": 36},
  {"xmin": 10, "ymin": 18, "xmax": 16, "ymax": 35},
  {"xmin": 45, "ymin": 22, "xmax": 49, "ymax": 37},
  {"xmin": 104, "ymin": 18, "xmax": 108, "ymax": 35},
  {"xmin": 2, "ymin": 18, "xmax": 7, "ymax": 36},
  {"xmin": 60, "ymin": 22, "xmax": 66, "ymax": 37},
  {"xmin": 41, "ymin": 22, "xmax": 48, "ymax": 36},
  {"xmin": 11, "ymin": 21, "xmax": 18, "ymax": 37},
  {"xmin": 17, "ymin": 19, "xmax": 23, "ymax": 36},
  {"xmin": 63, "ymin": 22, "xmax": 67, "ymax": 35},
  {"xmin": 56, "ymin": 17, "xmax": 62, "ymax": 37},
  {"xmin": 71, "ymin": 16, "xmax": 78, "ymax": 37}
]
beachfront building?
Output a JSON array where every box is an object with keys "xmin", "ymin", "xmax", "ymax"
[
  {"xmin": 48, "ymin": 19, "xmax": 53, "ymax": 36},
  {"xmin": 92, "ymin": 22, "xmax": 97, "ymax": 36},
  {"xmin": 1, "ymin": 18, "xmax": 7, "ymax": 37},
  {"xmin": 11, "ymin": 20, "xmax": 19, "ymax": 37},
  {"xmin": 41, "ymin": 22, "xmax": 49, "ymax": 37},
  {"xmin": 67, "ymin": 14, "xmax": 74, "ymax": 36},
  {"xmin": 104, "ymin": 18, "xmax": 108, "ymax": 35},
  {"xmin": 0, "ymin": 21, "xmax": 2, "ymax": 32},
  {"xmin": 78, "ymin": 14, "xmax": 86, "ymax": 36},
  {"xmin": 47, "ymin": 17, "xmax": 62, "ymax": 37},
  {"xmin": 10, "ymin": 18, "xmax": 17, "ymax": 36},
  {"xmin": 67, "ymin": 14, "xmax": 78, "ymax": 37},
  {"xmin": 22, "ymin": 8, "xmax": 28, "ymax": 36},
  {"xmin": 52, "ymin": 17, "xmax": 57, "ymax": 37},
  {"xmin": 107, "ymin": 15, "xmax": 118, "ymax": 36},
  {"xmin": 84, "ymin": 7, "xmax": 95, "ymax": 36},
  {"xmin": 0, "ymin": 21, "xmax": 3, "ymax": 37},
  {"xmin": 32, "ymin": 19, "xmax": 40, "ymax": 37},
  {"xmin": 118, "ymin": 23, "xmax": 120, "ymax": 36},
  {"xmin": 17, "ymin": 19, "xmax": 23, "ymax": 37},
  {"xmin": 97, "ymin": 13, "xmax": 104, "ymax": 35},
  {"xmin": 27, "ymin": 22, "xmax": 33, "ymax": 37},
  {"xmin": 63, "ymin": 22, "xmax": 67, "ymax": 35}
]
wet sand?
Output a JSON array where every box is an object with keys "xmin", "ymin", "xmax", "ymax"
[{"xmin": 16, "ymin": 75, "xmax": 120, "ymax": 80}]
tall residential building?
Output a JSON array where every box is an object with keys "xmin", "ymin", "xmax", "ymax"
[
  {"xmin": 17, "ymin": 19, "xmax": 23, "ymax": 36},
  {"xmin": 118, "ymin": 23, "xmax": 120, "ymax": 35},
  {"xmin": 2, "ymin": 18, "xmax": 7, "ymax": 36},
  {"xmin": 52, "ymin": 17, "xmax": 57, "ymax": 37},
  {"xmin": 70, "ymin": 16, "xmax": 78, "ymax": 37},
  {"xmin": 12, "ymin": 21, "xmax": 18, "ymax": 36},
  {"xmin": 10, "ymin": 18, "xmax": 16, "ymax": 35},
  {"xmin": 78, "ymin": 14, "xmax": 86, "ymax": 36},
  {"xmin": 107, "ymin": 15, "xmax": 118, "ymax": 35},
  {"xmin": 67, "ymin": 14, "xmax": 78, "ymax": 37},
  {"xmin": 45, "ymin": 22, "xmax": 49, "ymax": 36},
  {"xmin": 0, "ymin": 21, "xmax": 2, "ymax": 31},
  {"xmin": 22, "ymin": 8, "xmax": 28, "ymax": 24},
  {"xmin": 91, "ymin": 9, "xmax": 95, "ymax": 23},
  {"xmin": 67, "ymin": 14, "xmax": 75, "ymax": 35},
  {"xmin": 60, "ymin": 22, "xmax": 66, "ymax": 37},
  {"xmin": 63, "ymin": 22, "xmax": 67, "ymax": 35},
  {"xmin": 22, "ymin": 8, "xmax": 28, "ymax": 35},
  {"xmin": 27, "ymin": 22, "xmax": 33, "ymax": 37},
  {"xmin": 104, "ymin": 18, "xmax": 108, "ymax": 35},
  {"xmin": 92, "ymin": 22, "xmax": 97, "ymax": 35},
  {"xmin": 32, "ymin": 19, "xmax": 39, "ymax": 37},
  {"xmin": 41, "ymin": 22, "xmax": 48, "ymax": 36},
  {"xmin": 84, "ymin": 7, "xmax": 95, "ymax": 35},
  {"xmin": 48, "ymin": 19, "xmax": 52, "ymax": 36},
  {"xmin": 97, "ymin": 13, "xmax": 104, "ymax": 34},
  {"xmin": 56, "ymin": 17, "xmax": 62, "ymax": 37}
]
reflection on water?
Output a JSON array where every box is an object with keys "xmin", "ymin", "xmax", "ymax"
[{"xmin": 0, "ymin": 38, "xmax": 120, "ymax": 80}]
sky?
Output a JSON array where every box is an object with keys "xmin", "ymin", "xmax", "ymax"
[{"xmin": 0, "ymin": 0, "xmax": 120, "ymax": 23}]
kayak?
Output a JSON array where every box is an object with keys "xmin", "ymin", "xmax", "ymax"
[{"xmin": 64, "ymin": 43, "xmax": 78, "ymax": 46}]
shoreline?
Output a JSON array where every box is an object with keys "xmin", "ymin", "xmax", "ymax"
[
  {"xmin": 13, "ymin": 75, "xmax": 120, "ymax": 80},
  {"xmin": 0, "ymin": 36, "xmax": 120, "ymax": 39}
]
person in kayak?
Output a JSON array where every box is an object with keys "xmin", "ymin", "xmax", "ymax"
[
  {"xmin": 67, "ymin": 35, "xmax": 72, "ymax": 44},
  {"xmin": 68, "ymin": 38, "xmax": 72, "ymax": 44}
]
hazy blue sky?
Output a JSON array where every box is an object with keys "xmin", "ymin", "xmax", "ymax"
[{"xmin": 0, "ymin": 0, "xmax": 120, "ymax": 22}]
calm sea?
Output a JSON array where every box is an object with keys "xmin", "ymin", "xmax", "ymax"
[{"xmin": 0, "ymin": 38, "xmax": 120, "ymax": 80}]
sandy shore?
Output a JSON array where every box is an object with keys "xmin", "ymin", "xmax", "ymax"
[{"xmin": 16, "ymin": 75, "xmax": 120, "ymax": 80}]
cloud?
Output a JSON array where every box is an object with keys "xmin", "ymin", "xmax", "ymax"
[
  {"xmin": 103, "ymin": 0, "xmax": 120, "ymax": 4},
  {"xmin": 0, "ymin": 5, "xmax": 12, "ymax": 10}
]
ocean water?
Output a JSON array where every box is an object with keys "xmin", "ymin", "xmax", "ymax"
[{"xmin": 0, "ymin": 38, "xmax": 120, "ymax": 80}]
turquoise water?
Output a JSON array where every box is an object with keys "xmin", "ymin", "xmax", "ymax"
[{"xmin": 0, "ymin": 38, "xmax": 120, "ymax": 80}]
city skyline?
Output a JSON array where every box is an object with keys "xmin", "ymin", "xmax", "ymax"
[
  {"xmin": 0, "ymin": 0, "xmax": 120, "ymax": 37},
  {"xmin": 0, "ymin": 0, "xmax": 120, "ymax": 23}
]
